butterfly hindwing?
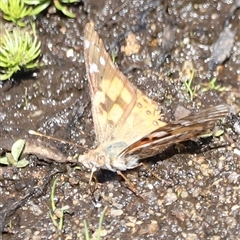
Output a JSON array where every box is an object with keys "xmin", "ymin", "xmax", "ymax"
[{"xmin": 120, "ymin": 104, "xmax": 228, "ymax": 160}]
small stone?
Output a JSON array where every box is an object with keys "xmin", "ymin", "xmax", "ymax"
[{"xmin": 66, "ymin": 48, "xmax": 74, "ymax": 58}]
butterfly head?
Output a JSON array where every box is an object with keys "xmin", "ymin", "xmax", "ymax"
[
  {"xmin": 78, "ymin": 144, "xmax": 124, "ymax": 172},
  {"xmin": 78, "ymin": 149, "xmax": 107, "ymax": 172},
  {"xmin": 78, "ymin": 141, "xmax": 142, "ymax": 172}
]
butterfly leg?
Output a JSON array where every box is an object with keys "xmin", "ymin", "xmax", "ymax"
[
  {"xmin": 86, "ymin": 169, "xmax": 101, "ymax": 196},
  {"xmin": 117, "ymin": 171, "xmax": 137, "ymax": 192},
  {"xmin": 140, "ymin": 162, "xmax": 173, "ymax": 186},
  {"xmin": 117, "ymin": 171, "xmax": 149, "ymax": 200}
]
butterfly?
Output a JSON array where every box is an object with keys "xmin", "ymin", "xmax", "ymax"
[{"xmin": 78, "ymin": 21, "xmax": 228, "ymax": 173}]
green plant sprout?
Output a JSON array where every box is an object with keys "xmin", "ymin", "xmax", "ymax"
[
  {"xmin": 0, "ymin": 139, "xmax": 29, "ymax": 167},
  {"xmin": 183, "ymin": 69, "xmax": 196, "ymax": 101},
  {"xmin": 200, "ymin": 129, "xmax": 225, "ymax": 138},
  {"xmin": 201, "ymin": 77, "xmax": 226, "ymax": 92},
  {"xmin": 0, "ymin": 0, "xmax": 79, "ymax": 26},
  {"xmin": 49, "ymin": 178, "xmax": 70, "ymax": 232},
  {"xmin": 0, "ymin": 24, "xmax": 41, "ymax": 81},
  {"xmin": 23, "ymin": 0, "xmax": 80, "ymax": 18},
  {"xmin": 111, "ymin": 51, "xmax": 117, "ymax": 64},
  {"xmin": 84, "ymin": 206, "xmax": 108, "ymax": 240},
  {"xmin": 24, "ymin": 87, "xmax": 30, "ymax": 110},
  {"xmin": 0, "ymin": 0, "xmax": 34, "ymax": 26}
]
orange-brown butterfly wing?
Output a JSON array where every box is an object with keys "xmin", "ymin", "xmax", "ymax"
[
  {"xmin": 84, "ymin": 21, "xmax": 166, "ymax": 145},
  {"xmin": 120, "ymin": 104, "xmax": 228, "ymax": 160}
]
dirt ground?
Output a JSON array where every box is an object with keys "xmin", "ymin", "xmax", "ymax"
[{"xmin": 0, "ymin": 0, "xmax": 240, "ymax": 239}]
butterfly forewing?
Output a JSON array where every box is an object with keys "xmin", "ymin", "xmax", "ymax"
[
  {"xmin": 84, "ymin": 22, "xmax": 166, "ymax": 146},
  {"xmin": 120, "ymin": 104, "xmax": 229, "ymax": 160}
]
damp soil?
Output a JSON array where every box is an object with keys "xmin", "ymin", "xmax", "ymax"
[{"xmin": 0, "ymin": 0, "xmax": 240, "ymax": 239}]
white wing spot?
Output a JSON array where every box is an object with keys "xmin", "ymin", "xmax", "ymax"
[
  {"xmin": 96, "ymin": 47, "xmax": 100, "ymax": 52},
  {"xmin": 100, "ymin": 56, "xmax": 106, "ymax": 66},
  {"xmin": 89, "ymin": 63, "xmax": 99, "ymax": 73},
  {"xmin": 84, "ymin": 40, "xmax": 90, "ymax": 49},
  {"xmin": 94, "ymin": 91, "xmax": 106, "ymax": 103}
]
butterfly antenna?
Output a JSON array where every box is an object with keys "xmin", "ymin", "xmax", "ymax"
[
  {"xmin": 87, "ymin": 167, "xmax": 100, "ymax": 196},
  {"xmin": 28, "ymin": 130, "xmax": 87, "ymax": 150}
]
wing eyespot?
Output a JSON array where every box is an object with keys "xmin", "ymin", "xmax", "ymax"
[
  {"xmin": 146, "ymin": 110, "xmax": 151, "ymax": 115},
  {"xmin": 137, "ymin": 102, "xmax": 142, "ymax": 108}
]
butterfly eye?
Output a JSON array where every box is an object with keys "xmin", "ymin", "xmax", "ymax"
[{"xmin": 97, "ymin": 155, "xmax": 106, "ymax": 166}]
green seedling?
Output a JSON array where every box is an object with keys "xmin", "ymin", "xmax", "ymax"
[
  {"xmin": 0, "ymin": 24, "xmax": 41, "ymax": 81},
  {"xmin": 0, "ymin": 0, "xmax": 33, "ymax": 26},
  {"xmin": 0, "ymin": 0, "xmax": 78, "ymax": 26},
  {"xmin": 24, "ymin": 0, "xmax": 80, "ymax": 18},
  {"xmin": 24, "ymin": 87, "xmax": 30, "ymax": 110},
  {"xmin": 74, "ymin": 166, "xmax": 81, "ymax": 171},
  {"xmin": 213, "ymin": 129, "xmax": 225, "ymax": 137},
  {"xmin": 200, "ymin": 129, "xmax": 225, "ymax": 138},
  {"xmin": 0, "ymin": 139, "xmax": 29, "ymax": 167},
  {"xmin": 49, "ymin": 178, "xmax": 70, "ymax": 232},
  {"xmin": 84, "ymin": 206, "xmax": 108, "ymax": 240},
  {"xmin": 201, "ymin": 77, "xmax": 226, "ymax": 92},
  {"xmin": 183, "ymin": 68, "xmax": 196, "ymax": 101},
  {"xmin": 111, "ymin": 51, "xmax": 117, "ymax": 64}
]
